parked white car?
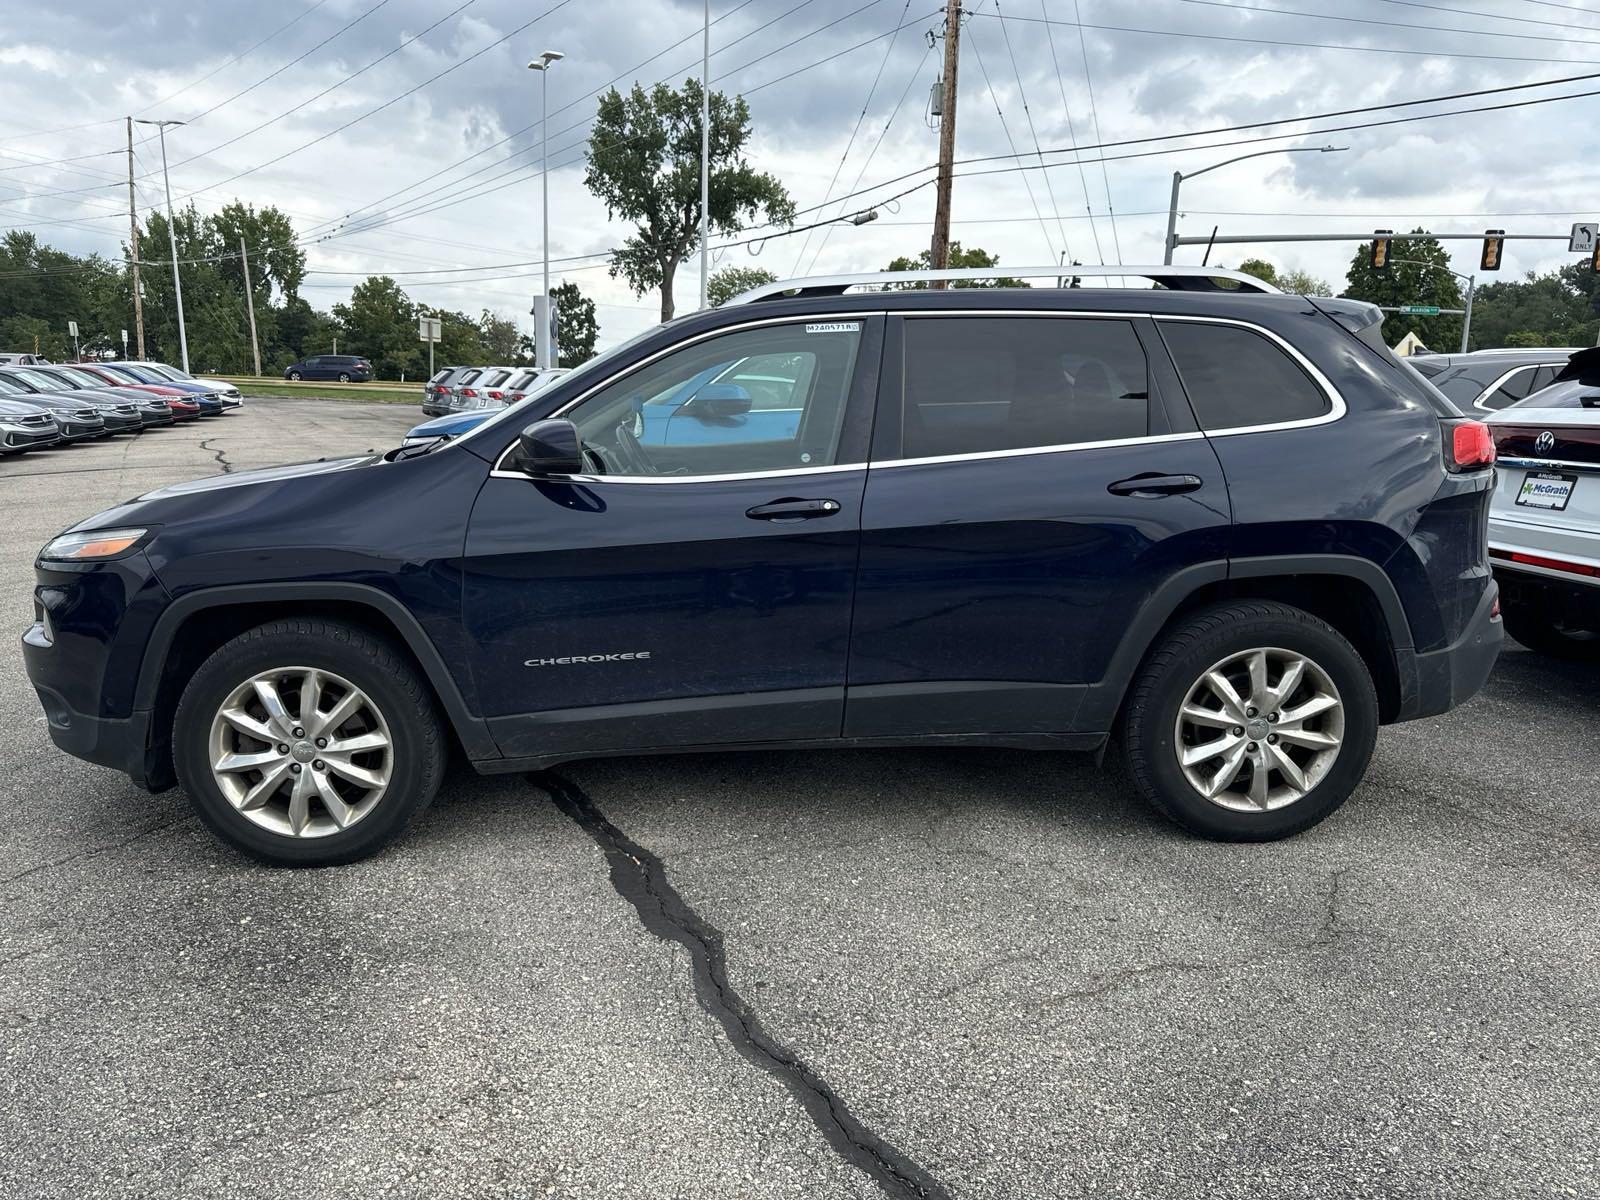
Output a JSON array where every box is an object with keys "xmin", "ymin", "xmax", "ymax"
[{"xmin": 1486, "ymin": 347, "xmax": 1600, "ymax": 659}]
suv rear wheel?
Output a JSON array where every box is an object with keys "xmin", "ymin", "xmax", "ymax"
[
  {"xmin": 1122, "ymin": 601, "xmax": 1378, "ymax": 841},
  {"xmin": 172, "ymin": 619, "xmax": 445, "ymax": 866}
]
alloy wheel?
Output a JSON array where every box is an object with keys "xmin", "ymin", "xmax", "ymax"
[
  {"xmin": 207, "ymin": 666, "xmax": 393, "ymax": 838},
  {"xmin": 1173, "ymin": 646, "xmax": 1344, "ymax": 812}
]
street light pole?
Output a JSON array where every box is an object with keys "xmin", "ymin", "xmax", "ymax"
[
  {"xmin": 135, "ymin": 118, "xmax": 190, "ymax": 372},
  {"xmin": 527, "ymin": 51, "xmax": 563, "ymax": 369},
  {"xmin": 1164, "ymin": 145, "xmax": 1347, "ymax": 265},
  {"xmin": 1389, "ymin": 257, "xmax": 1477, "ymax": 353}
]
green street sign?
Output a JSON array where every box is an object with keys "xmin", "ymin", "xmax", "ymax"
[{"xmin": 1399, "ymin": 304, "xmax": 1441, "ymax": 316}]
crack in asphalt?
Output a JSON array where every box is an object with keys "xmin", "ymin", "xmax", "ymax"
[
  {"xmin": 535, "ymin": 771, "xmax": 952, "ymax": 1200},
  {"xmin": 0, "ymin": 814, "xmax": 191, "ymax": 890},
  {"xmin": 198, "ymin": 438, "xmax": 234, "ymax": 474}
]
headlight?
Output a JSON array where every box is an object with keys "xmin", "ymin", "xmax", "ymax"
[{"xmin": 40, "ymin": 527, "xmax": 148, "ymax": 561}]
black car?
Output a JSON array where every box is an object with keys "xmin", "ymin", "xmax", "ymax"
[
  {"xmin": 0, "ymin": 398, "xmax": 60, "ymax": 453},
  {"xmin": 284, "ymin": 354, "xmax": 373, "ymax": 383},
  {"xmin": 21, "ymin": 266, "xmax": 1503, "ymax": 867},
  {"xmin": 1407, "ymin": 348, "xmax": 1580, "ymax": 412}
]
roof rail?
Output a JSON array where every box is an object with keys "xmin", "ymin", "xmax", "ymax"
[{"xmin": 724, "ymin": 264, "xmax": 1281, "ymax": 305}]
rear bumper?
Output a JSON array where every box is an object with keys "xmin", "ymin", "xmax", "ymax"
[{"xmin": 1393, "ymin": 578, "xmax": 1503, "ymax": 723}]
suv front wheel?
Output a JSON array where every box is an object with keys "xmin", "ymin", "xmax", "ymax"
[
  {"xmin": 1122, "ymin": 601, "xmax": 1379, "ymax": 841},
  {"xmin": 172, "ymin": 619, "xmax": 446, "ymax": 865}
]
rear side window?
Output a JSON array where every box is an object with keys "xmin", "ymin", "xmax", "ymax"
[
  {"xmin": 900, "ymin": 317, "xmax": 1150, "ymax": 458},
  {"xmin": 1160, "ymin": 321, "xmax": 1330, "ymax": 431},
  {"xmin": 1506, "ymin": 379, "xmax": 1600, "ymax": 410},
  {"xmin": 1479, "ymin": 365, "xmax": 1539, "ymax": 410}
]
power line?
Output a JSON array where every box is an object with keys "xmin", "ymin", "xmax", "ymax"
[
  {"xmin": 967, "ymin": 8, "xmax": 1600, "ymax": 65},
  {"xmin": 142, "ymin": 0, "xmax": 337, "ymax": 115},
  {"xmin": 964, "ymin": 2, "xmax": 1060, "ymax": 260},
  {"xmin": 788, "ymin": 0, "xmax": 915, "ymax": 275},
  {"xmin": 993, "ymin": 0, "xmax": 1071, "ymax": 261},
  {"xmin": 1068, "ymin": 0, "xmax": 1120, "ymax": 264},
  {"xmin": 1376, "ymin": 0, "xmax": 1600, "ymax": 31},
  {"xmin": 1147, "ymin": 0, "xmax": 1600, "ymax": 47},
  {"xmin": 1041, "ymin": 0, "xmax": 1102, "ymax": 264}
]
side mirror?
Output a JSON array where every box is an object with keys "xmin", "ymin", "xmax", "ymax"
[
  {"xmin": 514, "ymin": 418, "xmax": 584, "ymax": 477},
  {"xmin": 686, "ymin": 382, "xmax": 753, "ymax": 419}
]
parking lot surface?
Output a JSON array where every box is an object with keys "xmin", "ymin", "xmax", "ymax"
[{"xmin": 0, "ymin": 399, "xmax": 1595, "ymax": 1199}]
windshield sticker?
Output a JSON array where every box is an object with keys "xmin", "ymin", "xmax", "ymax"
[{"xmin": 805, "ymin": 321, "xmax": 862, "ymax": 334}]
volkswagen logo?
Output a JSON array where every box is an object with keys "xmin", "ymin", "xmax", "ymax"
[{"xmin": 1534, "ymin": 430, "xmax": 1557, "ymax": 456}]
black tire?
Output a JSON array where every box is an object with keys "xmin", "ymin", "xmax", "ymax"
[
  {"xmin": 337, "ymin": 372, "xmax": 351, "ymax": 383},
  {"xmin": 1502, "ymin": 597, "xmax": 1600, "ymax": 662},
  {"xmin": 172, "ymin": 619, "xmax": 446, "ymax": 866},
  {"xmin": 1121, "ymin": 601, "xmax": 1379, "ymax": 842},
  {"xmin": 288, "ymin": 370, "xmax": 302, "ymax": 381}
]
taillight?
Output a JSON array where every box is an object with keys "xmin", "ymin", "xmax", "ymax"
[
  {"xmin": 1445, "ymin": 419, "xmax": 1495, "ymax": 471},
  {"xmin": 487, "ymin": 390, "xmax": 502, "ymax": 400},
  {"xmin": 507, "ymin": 392, "xmax": 524, "ymax": 401},
  {"xmin": 460, "ymin": 388, "xmax": 477, "ymax": 398}
]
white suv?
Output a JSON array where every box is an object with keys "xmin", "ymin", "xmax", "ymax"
[{"xmin": 1486, "ymin": 348, "xmax": 1600, "ymax": 659}]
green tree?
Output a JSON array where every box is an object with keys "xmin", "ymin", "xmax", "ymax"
[
  {"xmin": 551, "ymin": 281, "xmax": 598, "ymax": 366},
  {"xmin": 1232, "ymin": 257, "xmax": 1332, "ymax": 296},
  {"xmin": 708, "ymin": 264, "xmax": 778, "ymax": 307},
  {"xmin": 882, "ymin": 242, "xmax": 1030, "ymax": 288},
  {"xmin": 478, "ymin": 310, "xmax": 524, "ymax": 363},
  {"xmin": 1467, "ymin": 269, "xmax": 1594, "ymax": 350},
  {"xmin": 585, "ymin": 79, "xmax": 794, "ymax": 321},
  {"xmin": 332, "ymin": 276, "xmax": 420, "ymax": 379},
  {"xmin": 1344, "ymin": 230, "xmax": 1463, "ymax": 351}
]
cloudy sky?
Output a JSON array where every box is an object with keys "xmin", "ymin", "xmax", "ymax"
[{"xmin": 2, "ymin": 0, "xmax": 1598, "ymax": 350}]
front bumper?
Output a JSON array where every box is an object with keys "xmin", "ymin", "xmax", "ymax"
[
  {"xmin": 0, "ymin": 423, "xmax": 60, "ymax": 451},
  {"xmin": 57, "ymin": 417, "xmax": 106, "ymax": 440},
  {"xmin": 21, "ymin": 553, "xmax": 175, "ymax": 791},
  {"xmin": 1393, "ymin": 577, "xmax": 1503, "ymax": 723},
  {"xmin": 98, "ymin": 410, "xmax": 144, "ymax": 432}
]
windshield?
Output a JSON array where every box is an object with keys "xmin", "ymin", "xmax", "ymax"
[
  {"xmin": 110, "ymin": 364, "xmax": 160, "ymax": 383},
  {"xmin": 57, "ymin": 367, "xmax": 108, "ymax": 388},
  {"xmin": 450, "ymin": 322, "xmax": 669, "ymax": 450},
  {"xmin": 137, "ymin": 362, "xmax": 184, "ymax": 381},
  {"xmin": 9, "ymin": 368, "xmax": 70, "ymax": 392}
]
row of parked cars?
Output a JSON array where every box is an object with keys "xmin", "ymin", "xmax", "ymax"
[
  {"xmin": 420, "ymin": 364, "xmax": 555, "ymax": 417},
  {"xmin": 0, "ymin": 360, "xmax": 241, "ymax": 456}
]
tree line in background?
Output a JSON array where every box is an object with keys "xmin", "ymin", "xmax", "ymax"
[
  {"xmin": 0, "ymin": 205, "xmax": 600, "ymax": 380},
  {"xmin": 6, "ymin": 73, "xmax": 1600, "ymax": 373}
]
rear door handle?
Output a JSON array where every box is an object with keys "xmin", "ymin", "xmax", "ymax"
[
  {"xmin": 745, "ymin": 497, "xmax": 843, "ymax": 521},
  {"xmin": 1107, "ymin": 473, "xmax": 1204, "ymax": 498}
]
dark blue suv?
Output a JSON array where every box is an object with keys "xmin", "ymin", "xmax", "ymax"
[{"xmin": 21, "ymin": 268, "xmax": 1503, "ymax": 865}]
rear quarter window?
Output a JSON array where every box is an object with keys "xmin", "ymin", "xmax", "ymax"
[{"xmin": 1158, "ymin": 321, "xmax": 1331, "ymax": 431}]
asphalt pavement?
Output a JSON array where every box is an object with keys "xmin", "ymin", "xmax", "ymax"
[{"xmin": 0, "ymin": 399, "xmax": 1595, "ymax": 1199}]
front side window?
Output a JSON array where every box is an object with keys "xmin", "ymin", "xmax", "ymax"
[
  {"xmin": 563, "ymin": 320, "xmax": 863, "ymax": 477},
  {"xmin": 900, "ymin": 316, "xmax": 1150, "ymax": 459},
  {"xmin": 1160, "ymin": 321, "xmax": 1331, "ymax": 430}
]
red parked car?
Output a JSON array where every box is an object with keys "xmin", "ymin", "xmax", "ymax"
[{"xmin": 70, "ymin": 364, "xmax": 201, "ymax": 420}]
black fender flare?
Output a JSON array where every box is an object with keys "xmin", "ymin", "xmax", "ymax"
[
  {"xmin": 1075, "ymin": 554, "xmax": 1414, "ymax": 732},
  {"xmin": 135, "ymin": 581, "xmax": 498, "ymax": 760}
]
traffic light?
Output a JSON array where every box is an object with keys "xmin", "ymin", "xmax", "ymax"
[
  {"xmin": 1370, "ymin": 230, "xmax": 1393, "ymax": 271},
  {"xmin": 1480, "ymin": 230, "xmax": 1505, "ymax": 272}
]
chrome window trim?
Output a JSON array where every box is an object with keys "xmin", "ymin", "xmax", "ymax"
[
  {"xmin": 490, "ymin": 462, "xmax": 869, "ymax": 485},
  {"xmin": 489, "ymin": 311, "xmax": 884, "ymax": 479},
  {"xmin": 1472, "ymin": 364, "xmax": 1540, "ymax": 411},
  {"xmin": 1152, "ymin": 314, "xmax": 1347, "ymax": 437},
  {"xmin": 485, "ymin": 307, "xmax": 1346, "ymax": 483}
]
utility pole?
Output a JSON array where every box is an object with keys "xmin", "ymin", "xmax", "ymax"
[
  {"xmin": 125, "ymin": 117, "xmax": 146, "ymax": 360},
  {"xmin": 928, "ymin": 0, "xmax": 963, "ymax": 288},
  {"xmin": 699, "ymin": 0, "xmax": 710, "ymax": 310},
  {"xmin": 239, "ymin": 237, "xmax": 262, "ymax": 376}
]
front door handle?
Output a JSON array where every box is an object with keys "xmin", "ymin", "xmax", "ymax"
[
  {"xmin": 745, "ymin": 497, "xmax": 843, "ymax": 521},
  {"xmin": 1107, "ymin": 473, "xmax": 1203, "ymax": 498}
]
